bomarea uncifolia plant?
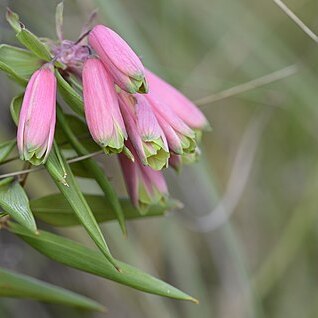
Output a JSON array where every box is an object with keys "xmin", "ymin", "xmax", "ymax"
[{"xmin": 0, "ymin": 3, "xmax": 210, "ymax": 311}]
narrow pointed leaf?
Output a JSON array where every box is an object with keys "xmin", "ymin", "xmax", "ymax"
[
  {"xmin": 45, "ymin": 143, "xmax": 68, "ymax": 186},
  {"xmin": 0, "ymin": 61, "xmax": 28, "ymax": 86},
  {"xmin": 57, "ymin": 108, "xmax": 127, "ymax": 235},
  {"xmin": 55, "ymin": 114, "xmax": 99, "ymax": 153},
  {"xmin": 0, "ymin": 179, "xmax": 37, "ymax": 233},
  {"xmin": 0, "ymin": 44, "xmax": 42, "ymax": 78},
  {"xmin": 56, "ymin": 71, "xmax": 84, "ymax": 116},
  {"xmin": 0, "ymin": 140, "xmax": 16, "ymax": 163},
  {"xmin": 45, "ymin": 145, "xmax": 118, "ymax": 269},
  {"xmin": 0, "ymin": 267, "xmax": 105, "ymax": 311},
  {"xmin": 31, "ymin": 194, "xmax": 180, "ymax": 227},
  {"xmin": 6, "ymin": 8, "xmax": 21, "ymax": 33},
  {"xmin": 5, "ymin": 8, "xmax": 64, "ymax": 68},
  {"xmin": 16, "ymin": 28, "xmax": 52, "ymax": 61},
  {"xmin": 9, "ymin": 223, "xmax": 197, "ymax": 303}
]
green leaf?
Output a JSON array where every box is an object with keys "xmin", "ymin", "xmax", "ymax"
[
  {"xmin": 9, "ymin": 223, "xmax": 197, "ymax": 303},
  {"xmin": 31, "ymin": 194, "xmax": 179, "ymax": 227},
  {"xmin": 45, "ymin": 146, "xmax": 118, "ymax": 269},
  {"xmin": 6, "ymin": 8, "xmax": 21, "ymax": 33},
  {"xmin": 0, "ymin": 140, "xmax": 16, "ymax": 163},
  {"xmin": 45, "ymin": 143, "xmax": 68, "ymax": 185},
  {"xmin": 56, "ymin": 71, "xmax": 84, "ymax": 116},
  {"xmin": 70, "ymin": 161, "xmax": 93, "ymax": 178},
  {"xmin": 16, "ymin": 28, "xmax": 52, "ymax": 61},
  {"xmin": 10, "ymin": 94, "xmax": 23, "ymax": 125},
  {"xmin": 0, "ymin": 177, "xmax": 14, "ymax": 187},
  {"xmin": 6, "ymin": 8, "xmax": 52, "ymax": 62},
  {"xmin": 55, "ymin": 114, "xmax": 99, "ymax": 153},
  {"xmin": 0, "ymin": 179, "xmax": 37, "ymax": 233},
  {"xmin": 5, "ymin": 9, "xmax": 65, "ymax": 70},
  {"xmin": 0, "ymin": 61, "xmax": 28, "ymax": 86},
  {"xmin": 0, "ymin": 267, "xmax": 105, "ymax": 311},
  {"xmin": 0, "ymin": 44, "xmax": 42, "ymax": 78},
  {"xmin": 56, "ymin": 107, "xmax": 127, "ymax": 235}
]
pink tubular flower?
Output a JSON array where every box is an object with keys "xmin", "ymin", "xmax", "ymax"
[
  {"xmin": 89, "ymin": 25, "xmax": 148, "ymax": 94},
  {"xmin": 119, "ymin": 142, "xmax": 168, "ymax": 211},
  {"xmin": 17, "ymin": 64, "xmax": 56, "ymax": 165},
  {"xmin": 169, "ymin": 154, "xmax": 182, "ymax": 172},
  {"xmin": 82, "ymin": 57, "xmax": 127, "ymax": 154},
  {"xmin": 118, "ymin": 92, "xmax": 169, "ymax": 170},
  {"xmin": 169, "ymin": 147, "xmax": 201, "ymax": 172},
  {"xmin": 146, "ymin": 94, "xmax": 197, "ymax": 155},
  {"xmin": 146, "ymin": 69, "xmax": 210, "ymax": 131}
]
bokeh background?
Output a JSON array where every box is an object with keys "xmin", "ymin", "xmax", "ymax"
[{"xmin": 1, "ymin": 0, "xmax": 318, "ymax": 317}]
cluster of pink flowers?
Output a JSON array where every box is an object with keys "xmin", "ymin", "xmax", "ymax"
[{"xmin": 17, "ymin": 25, "xmax": 209, "ymax": 209}]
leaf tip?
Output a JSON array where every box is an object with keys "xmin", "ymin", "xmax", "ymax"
[
  {"xmin": 94, "ymin": 303, "xmax": 107, "ymax": 313},
  {"xmin": 189, "ymin": 297, "xmax": 199, "ymax": 304},
  {"xmin": 120, "ymin": 222, "xmax": 128, "ymax": 238}
]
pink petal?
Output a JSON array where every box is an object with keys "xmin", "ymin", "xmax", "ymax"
[
  {"xmin": 83, "ymin": 57, "xmax": 127, "ymax": 147},
  {"xmin": 146, "ymin": 69, "xmax": 209, "ymax": 130},
  {"xmin": 146, "ymin": 94, "xmax": 194, "ymax": 138},
  {"xmin": 118, "ymin": 92, "xmax": 147, "ymax": 163},
  {"xmin": 89, "ymin": 25, "xmax": 144, "ymax": 81},
  {"xmin": 17, "ymin": 65, "xmax": 57, "ymax": 161},
  {"xmin": 135, "ymin": 94, "xmax": 162, "ymax": 141}
]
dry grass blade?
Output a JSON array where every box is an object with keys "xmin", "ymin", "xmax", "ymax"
[
  {"xmin": 273, "ymin": 0, "xmax": 318, "ymax": 43},
  {"xmin": 194, "ymin": 64, "xmax": 298, "ymax": 106}
]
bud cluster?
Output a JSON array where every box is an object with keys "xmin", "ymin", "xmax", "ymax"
[{"xmin": 17, "ymin": 23, "xmax": 210, "ymax": 210}]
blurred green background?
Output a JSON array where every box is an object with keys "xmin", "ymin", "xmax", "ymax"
[{"xmin": 1, "ymin": 0, "xmax": 318, "ymax": 317}]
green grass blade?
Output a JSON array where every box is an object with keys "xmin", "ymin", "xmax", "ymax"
[
  {"xmin": 0, "ymin": 267, "xmax": 105, "ymax": 311},
  {"xmin": 31, "ymin": 193, "xmax": 179, "ymax": 227},
  {"xmin": 56, "ymin": 107, "xmax": 127, "ymax": 235},
  {"xmin": 8, "ymin": 222, "xmax": 197, "ymax": 303},
  {"xmin": 45, "ymin": 145, "xmax": 119, "ymax": 270}
]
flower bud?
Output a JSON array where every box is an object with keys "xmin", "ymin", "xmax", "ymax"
[
  {"xmin": 17, "ymin": 64, "xmax": 56, "ymax": 165},
  {"xmin": 119, "ymin": 142, "xmax": 168, "ymax": 211},
  {"xmin": 82, "ymin": 57, "xmax": 127, "ymax": 154},
  {"xmin": 89, "ymin": 25, "xmax": 148, "ymax": 94},
  {"xmin": 118, "ymin": 92, "xmax": 169, "ymax": 170},
  {"xmin": 146, "ymin": 69, "xmax": 210, "ymax": 131},
  {"xmin": 146, "ymin": 94, "xmax": 197, "ymax": 155}
]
